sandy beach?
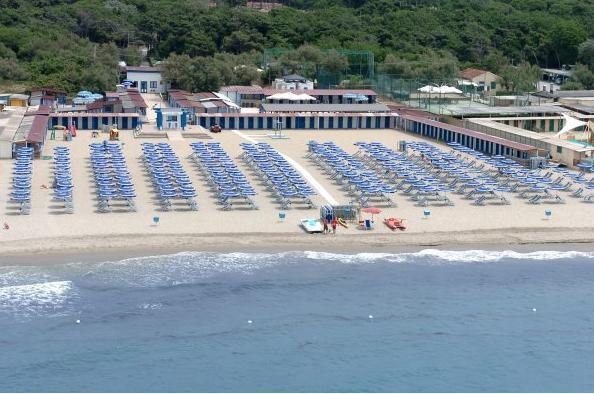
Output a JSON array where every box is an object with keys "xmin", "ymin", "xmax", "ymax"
[{"xmin": 2, "ymin": 123, "xmax": 594, "ymax": 265}]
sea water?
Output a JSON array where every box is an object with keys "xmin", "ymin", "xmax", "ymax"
[{"xmin": 1, "ymin": 250, "xmax": 594, "ymax": 392}]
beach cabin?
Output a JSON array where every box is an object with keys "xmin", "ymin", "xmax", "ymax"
[
  {"xmin": 195, "ymin": 112, "xmax": 396, "ymax": 131},
  {"xmin": 29, "ymin": 88, "xmax": 66, "ymax": 107},
  {"xmin": 49, "ymin": 113, "xmax": 140, "ymax": 130},
  {"xmin": 8, "ymin": 94, "xmax": 29, "ymax": 107}
]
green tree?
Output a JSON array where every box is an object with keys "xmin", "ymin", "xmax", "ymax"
[
  {"xmin": 548, "ymin": 20, "xmax": 587, "ymax": 67},
  {"xmin": 322, "ymin": 50, "xmax": 348, "ymax": 75},
  {"xmin": 578, "ymin": 39, "xmax": 594, "ymax": 68},
  {"xmin": 498, "ymin": 62, "xmax": 540, "ymax": 93},
  {"xmin": 223, "ymin": 30, "xmax": 265, "ymax": 54},
  {"xmin": 566, "ymin": 64, "xmax": 594, "ymax": 90}
]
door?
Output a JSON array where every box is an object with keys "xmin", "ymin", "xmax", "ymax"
[
  {"xmin": 140, "ymin": 81, "xmax": 147, "ymax": 93},
  {"xmin": 122, "ymin": 117, "xmax": 128, "ymax": 129},
  {"xmin": 296, "ymin": 117, "xmax": 305, "ymax": 129}
]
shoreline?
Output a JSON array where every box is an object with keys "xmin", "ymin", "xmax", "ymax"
[{"xmin": 2, "ymin": 227, "xmax": 594, "ymax": 266}]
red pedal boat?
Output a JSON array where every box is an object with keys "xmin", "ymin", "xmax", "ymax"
[{"xmin": 384, "ymin": 217, "xmax": 406, "ymax": 231}]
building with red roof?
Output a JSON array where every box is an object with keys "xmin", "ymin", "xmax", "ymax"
[{"xmin": 459, "ymin": 68, "xmax": 501, "ymax": 95}]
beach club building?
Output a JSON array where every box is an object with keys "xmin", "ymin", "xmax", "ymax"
[
  {"xmin": 125, "ymin": 66, "xmax": 167, "ymax": 94},
  {"xmin": 218, "ymin": 86, "xmax": 378, "ymax": 108},
  {"xmin": 29, "ymin": 88, "xmax": 67, "ymax": 107},
  {"xmin": 459, "ymin": 68, "xmax": 500, "ymax": 95}
]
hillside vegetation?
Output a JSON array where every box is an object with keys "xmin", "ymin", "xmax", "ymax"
[{"xmin": 1, "ymin": 0, "xmax": 594, "ymax": 93}]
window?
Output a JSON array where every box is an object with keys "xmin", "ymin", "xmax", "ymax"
[
  {"xmin": 490, "ymin": 81, "xmax": 497, "ymax": 90},
  {"xmin": 556, "ymin": 146, "xmax": 562, "ymax": 154},
  {"xmin": 150, "ymin": 81, "xmax": 157, "ymax": 88}
]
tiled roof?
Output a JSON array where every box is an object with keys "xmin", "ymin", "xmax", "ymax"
[
  {"xmin": 27, "ymin": 115, "xmax": 49, "ymax": 143},
  {"xmin": 460, "ymin": 68, "xmax": 489, "ymax": 80},
  {"xmin": 219, "ymin": 85, "xmax": 264, "ymax": 94},
  {"xmin": 124, "ymin": 89, "xmax": 147, "ymax": 108},
  {"xmin": 169, "ymin": 89, "xmax": 237, "ymax": 111}
]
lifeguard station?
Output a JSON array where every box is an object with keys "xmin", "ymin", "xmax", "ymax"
[{"xmin": 155, "ymin": 108, "xmax": 187, "ymax": 131}]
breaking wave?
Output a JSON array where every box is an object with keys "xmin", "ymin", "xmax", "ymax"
[
  {"xmin": 55, "ymin": 249, "xmax": 594, "ymax": 288},
  {"xmin": 0, "ymin": 281, "xmax": 75, "ymax": 317},
  {"xmin": 1, "ymin": 250, "xmax": 593, "ymax": 295}
]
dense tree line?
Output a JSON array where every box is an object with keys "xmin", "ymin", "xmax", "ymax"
[{"xmin": 1, "ymin": 0, "xmax": 594, "ymax": 93}]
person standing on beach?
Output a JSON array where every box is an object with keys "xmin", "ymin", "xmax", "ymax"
[
  {"xmin": 331, "ymin": 217, "xmax": 338, "ymax": 235},
  {"xmin": 323, "ymin": 218, "xmax": 329, "ymax": 234}
]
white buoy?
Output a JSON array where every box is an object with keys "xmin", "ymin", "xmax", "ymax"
[
  {"xmin": 247, "ymin": 320, "xmax": 253, "ymax": 324},
  {"xmin": 368, "ymin": 315, "xmax": 374, "ymax": 319},
  {"xmin": 532, "ymin": 308, "xmax": 536, "ymax": 312},
  {"xmin": 76, "ymin": 319, "xmax": 81, "ymax": 324}
]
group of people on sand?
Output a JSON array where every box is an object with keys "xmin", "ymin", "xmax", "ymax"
[{"xmin": 322, "ymin": 216, "xmax": 338, "ymax": 235}]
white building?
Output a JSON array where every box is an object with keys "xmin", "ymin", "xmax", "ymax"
[
  {"xmin": 272, "ymin": 74, "xmax": 314, "ymax": 90},
  {"xmin": 125, "ymin": 66, "xmax": 167, "ymax": 94}
]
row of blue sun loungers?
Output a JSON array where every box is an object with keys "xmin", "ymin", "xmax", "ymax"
[
  {"xmin": 90, "ymin": 142, "xmax": 136, "ymax": 213},
  {"xmin": 354, "ymin": 141, "xmax": 455, "ymax": 207},
  {"xmin": 446, "ymin": 142, "xmax": 574, "ymax": 205},
  {"xmin": 190, "ymin": 142, "xmax": 257, "ymax": 210},
  {"xmin": 240, "ymin": 142, "xmax": 316, "ymax": 210},
  {"xmin": 142, "ymin": 143, "xmax": 198, "ymax": 211},
  {"xmin": 11, "ymin": 147, "xmax": 33, "ymax": 215},
  {"xmin": 307, "ymin": 141, "xmax": 396, "ymax": 207},
  {"xmin": 52, "ymin": 146, "xmax": 73, "ymax": 213},
  {"xmin": 407, "ymin": 141, "xmax": 512, "ymax": 206},
  {"xmin": 551, "ymin": 167, "xmax": 594, "ymax": 203}
]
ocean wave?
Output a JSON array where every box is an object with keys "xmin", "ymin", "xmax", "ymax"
[
  {"xmin": 302, "ymin": 249, "xmax": 594, "ymax": 263},
  {"xmin": 60, "ymin": 249, "xmax": 594, "ymax": 288},
  {"xmin": 2, "ymin": 250, "xmax": 593, "ymax": 292},
  {"xmin": 0, "ymin": 280, "xmax": 75, "ymax": 317}
]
